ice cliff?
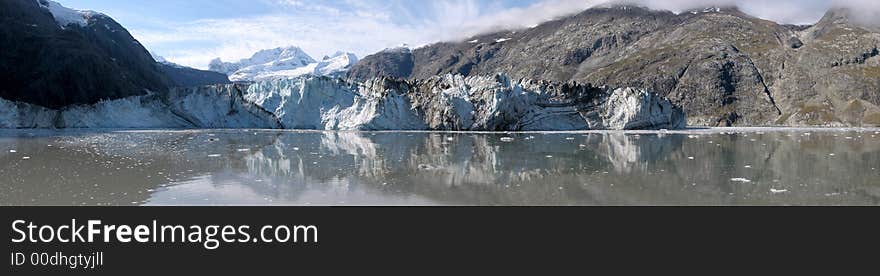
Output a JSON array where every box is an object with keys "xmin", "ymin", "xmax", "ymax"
[
  {"xmin": 0, "ymin": 86, "xmax": 281, "ymax": 129},
  {"xmin": 244, "ymin": 74, "xmax": 685, "ymax": 130},
  {"xmin": 0, "ymin": 74, "xmax": 685, "ymax": 130}
]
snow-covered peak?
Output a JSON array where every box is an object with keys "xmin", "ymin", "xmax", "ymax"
[
  {"xmin": 35, "ymin": 0, "xmax": 103, "ymax": 28},
  {"xmin": 210, "ymin": 46, "xmax": 317, "ymax": 80},
  {"xmin": 212, "ymin": 47, "xmax": 358, "ymax": 82},
  {"xmin": 245, "ymin": 46, "xmax": 316, "ymax": 68}
]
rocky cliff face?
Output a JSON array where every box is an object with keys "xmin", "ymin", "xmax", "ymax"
[
  {"xmin": 348, "ymin": 6, "xmax": 880, "ymax": 127},
  {"xmin": 346, "ymin": 48, "xmax": 414, "ymax": 81},
  {"xmin": 0, "ymin": 0, "xmax": 172, "ymax": 109}
]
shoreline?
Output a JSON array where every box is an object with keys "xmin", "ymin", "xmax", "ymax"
[{"xmin": 1, "ymin": 126, "xmax": 879, "ymax": 136}]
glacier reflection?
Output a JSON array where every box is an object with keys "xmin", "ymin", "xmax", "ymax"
[{"xmin": 0, "ymin": 129, "xmax": 878, "ymax": 205}]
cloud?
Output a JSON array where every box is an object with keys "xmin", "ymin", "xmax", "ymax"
[{"xmin": 136, "ymin": 0, "xmax": 879, "ymax": 69}]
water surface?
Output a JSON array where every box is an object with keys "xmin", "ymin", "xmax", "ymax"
[{"xmin": 1, "ymin": 128, "xmax": 878, "ymax": 206}]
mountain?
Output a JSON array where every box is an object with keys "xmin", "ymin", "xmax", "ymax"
[
  {"xmin": 348, "ymin": 5, "xmax": 880, "ymax": 127},
  {"xmin": 0, "ymin": 0, "xmax": 172, "ymax": 109},
  {"xmin": 208, "ymin": 47, "xmax": 357, "ymax": 82},
  {"xmin": 151, "ymin": 53, "xmax": 231, "ymax": 87},
  {"xmin": 346, "ymin": 47, "xmax": 413, "ymax": 81}
]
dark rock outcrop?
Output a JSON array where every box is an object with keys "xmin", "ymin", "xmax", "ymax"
[
  {"xmin": 159, "ymin": 63, "xmax": 231, "ymax": 88},
  {"xmin": 0, "ymin": 0, "xmax": 172, "ymax": 109},
  {"xmin": 346, "ymin": 48, "xmax": 413, "ymax": 81}
]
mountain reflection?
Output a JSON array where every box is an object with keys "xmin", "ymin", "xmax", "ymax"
[{"xmin": 0, "ymin": 129, "xmax": 878, "ymax": 205}]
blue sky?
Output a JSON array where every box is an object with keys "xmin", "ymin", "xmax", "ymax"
[
  {"xmin": 57, "ymin": 0, "xmax": 570, "ymax": 69},
  {"xmin": 55, "ymin": 0, "xmax": 863, "ymax": 69}
]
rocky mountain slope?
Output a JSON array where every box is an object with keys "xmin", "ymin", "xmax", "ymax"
[
  {"xmin": 347, "ymin": 47, "xmax": 414, "ymax": 81},
  {"xmin": 158, "ymin": 63, "xmax": 232, "ymax": 88},
  {"xmin": 348, "ymin": 6, "xmax": 880, "ymax": 127},
  {"xmin": 209, "ymin": 47, "xmax": 358, "ymax": 82},
  {"xmin": 153, "ymin": 55, "xmax": 231, "ymax": 87},
  {"xmin": 0, "ymin": 0, "xmax": 173, "ymax": 109}
]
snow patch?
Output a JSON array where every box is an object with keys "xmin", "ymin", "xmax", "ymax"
[{"xmin": 35, "ymin": 0, "xmax": 100, "ymax": 28}]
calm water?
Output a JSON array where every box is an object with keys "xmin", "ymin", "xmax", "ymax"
[{"xmin": 1, "ymin": 128, "xmax": 878, "ymax": 206}]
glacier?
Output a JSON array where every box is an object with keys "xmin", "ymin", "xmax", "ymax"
[
  {"xmin": 0, "ymin": 74, "xmax": 686, "ymax": 130},
  {"xmin": 244, "ymin": 77, "xmax": 426, "ymax": 130},
  {"xmin": 0, "ymin": 87, "xmax": 280, "ymax": 129},
  {"xmin": 243, "ymin": 73, "xmax": 685, "ymax": 131}
]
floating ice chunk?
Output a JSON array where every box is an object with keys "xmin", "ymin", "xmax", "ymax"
[
  {"xmin": 730, "ymin": 178, "xmax": 752, "ymax": 183},
  {"xmin": 770, "ymin": 188, "xmax": 789, "ymax": 194},
  {"xmin": 500, "ymin": 137, "xmax": 515, "ymax": 142}
]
